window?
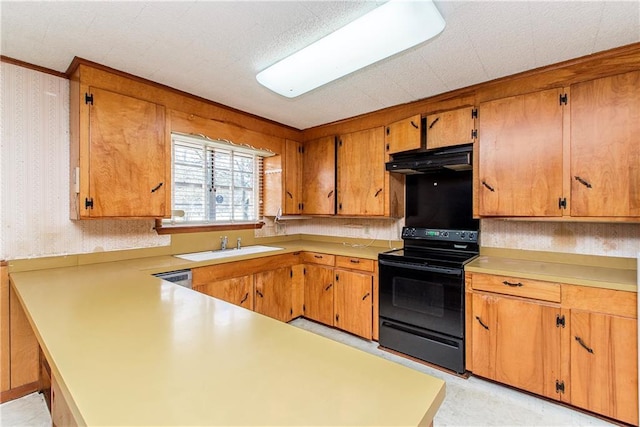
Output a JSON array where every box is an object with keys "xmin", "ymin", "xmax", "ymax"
[{"xmin": 167, "ymin": 133, "xmax": 273, "ymax": 226}]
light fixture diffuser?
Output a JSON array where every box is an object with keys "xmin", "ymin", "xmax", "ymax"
[{"xmin": 256, "ymin": 0, "xmax": 445, "ymax": 98}]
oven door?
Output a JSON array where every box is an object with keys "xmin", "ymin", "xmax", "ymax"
[{"xmin": 378, "ymin": 258, "xmax": 464, "ymax": 338}]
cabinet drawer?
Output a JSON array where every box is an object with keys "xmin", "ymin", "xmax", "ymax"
[
  {"xmin": 335, "ymin": 256, "xmax": 375, "ymax": 272},
  {"xmin": 471, "ymin": 273, "xmax": 560, "ymax": 303},
  {"xmin": 302, "ymin": 252, "xmax": 335, "ymax": 266}
]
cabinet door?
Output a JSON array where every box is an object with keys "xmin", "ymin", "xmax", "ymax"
[
  {"xmin": 87, "ymin": 87, "xmax": 167, "ymax": 217},
  {"xmin": 570, "ymin": 71, "xmax": 640, "ymax": 217},
  {"xmin": 570, "ymin": 310, "xmax": 638, "ymax": 425},
  {"xmin": 291, "ymin": 264, "xmax": 305, "ymax": 318},
  {"xmin": 472, "ymin": 293, "xmax": 561, "ymax": 399},
  {"xmin": 426, "ymin": 106, "xmax": 475, "ymax": 149},
  {"xmin": 302, "ymin": 136, "xmax": 336, "ymax": 215},
  {"xmin": 385, "ymin": 114, "xmax": 422, "ymax": 154},
  {"xmin": 194, "ymin": 276, "xmax": 254, "ymax": 310},
  {"xmin": 337, "ymin": 128, "xmax": 385, "ymax": 216},
  {"xmin": 283, "ymin": 140, "xmax": 303, "ymax": 215},
  {"xmin": 478, "ymin": 89, "xmax": 563, "ymax": 216},
  {"xmin": 303, "ymin": 265, "xmax": 334, "ymax": 325},
  {"xmin": 255, "ymin": 267, "xmax": 292, "ymax": 322},
  {"xmin": 334, "ymin": 270, "xmax": 373, "ymax": 339}
]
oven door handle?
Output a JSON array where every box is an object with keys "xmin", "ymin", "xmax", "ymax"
[{"xmin": 378, "ymin": 259, "xmax": 462, "ymax": 276}]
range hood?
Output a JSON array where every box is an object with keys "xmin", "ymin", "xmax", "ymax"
[{"xmin": 385, "ymin": 144, "xmax": 473, "ymax": 174}]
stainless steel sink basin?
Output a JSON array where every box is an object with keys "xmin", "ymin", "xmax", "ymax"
[{"xmin": 174, "ymin": 245, "xmax": 283, "ymax": 262}]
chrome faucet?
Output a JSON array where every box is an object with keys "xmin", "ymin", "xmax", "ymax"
[
  {"xmin": 220, "ymin": 236, "xmax": 228, "ymax": 250},
  {"xmin": 236, "ymin": 237, "xmax": 242, "ymax": 250}
]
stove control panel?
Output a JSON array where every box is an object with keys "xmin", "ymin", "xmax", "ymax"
[{"xmin": 402, "ymin": 227, "xmax": 478, "ymax": 243}]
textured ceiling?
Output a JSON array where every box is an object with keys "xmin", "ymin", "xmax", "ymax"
[{"xmin": 2, "ymin": 1, "xmax": 639, "ymax": 130}]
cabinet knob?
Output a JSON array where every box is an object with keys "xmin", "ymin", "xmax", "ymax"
[
  {"xmin": 325, "ymin": 284, "xmax": 332, "ymax": 291},
  {"xmin": 481, "ymin": 181, "xmax": 495, "ymax": 192},
  {"xmin": 362, "ymin": 292, "xmax": 370, "ymax": 301},
  {"xmin": 256, "ymin": 290, "xmax": 264, "ymax": 298},
  {"xmin": 240, "ymin": 293, "xmax": 249, "ymax": 304},
  {"xmin": 151, "ymin": 182, "xmax": 163, "ymax": 193}
]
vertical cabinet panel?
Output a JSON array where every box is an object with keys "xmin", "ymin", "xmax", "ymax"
[
  {"xmin": 570, "ymin": 71, "xmax": 640, "ymax": 217},
  {"xmin": 478, "ymin": 89, "xmax": 563, "ymax": 216},
  {"xmin": 1, "ymin": 264, "xmax": 10, "ymax": 393},
  {"xmin": 569, "ymin": 310, "xmax": 638, "ymax": 425},
  {"xmin": 472, "ymin": 292, "xmax": 561, "ymax": 400},
  {"xmin": 334, "ymin": 270, "xmax": 373, "ymax": 339},
  {"xmin": 302, "ymin": 136, "xmax": 336, "ymax": 215},
  {"xmin": 9, "ymin": 282, "xmax": 39, "ymax": 389},
  {"xmin": 283, "ymin": 140, "xmax": 303, "ymax": 215},
  {"xmin": 303, "ymin": 265, "xmax": 335, "ymax": 325},
  {"xmin": 255, "ymin": 267, "xmax": 292, "ymax": 323},
  {"xmin": 337, "ymin": 128, "xmax": 385, "ymax": 216},
  {"xmin": 86, "ymin": 87, "xmax": 168, "ymax": 217}
]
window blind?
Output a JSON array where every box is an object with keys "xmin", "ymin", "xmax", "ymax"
[{"xmin": 168, "ymin": 133, "xmax": 272, "ymax": 225}]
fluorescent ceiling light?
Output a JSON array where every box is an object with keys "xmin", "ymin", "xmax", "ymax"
[{"xmin": 256, "ymin": 0, "xmax": 445, "ymax": 98}]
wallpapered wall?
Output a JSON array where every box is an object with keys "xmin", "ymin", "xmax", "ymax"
[
  {"xmin": 0, "ymin": 63, "xmax": 169, "ymax": 260},
  {"xmin": 2, "ymin": 63, "xmax": 639, "ymax": 260}
]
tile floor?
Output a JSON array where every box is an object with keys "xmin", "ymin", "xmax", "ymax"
[{"xmin": 0, "ymin": 318, "xmax": 615, "ymax": 426}]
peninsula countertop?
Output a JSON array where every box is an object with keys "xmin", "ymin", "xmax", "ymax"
[{"xmin": 11, "ymin": 256, "xmax": 444, "ymax": 426}]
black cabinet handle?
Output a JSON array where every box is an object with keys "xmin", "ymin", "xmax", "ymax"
[
  {"xmin": 325, "ymin": 284, "xmax": 332, "ymax": 291},
  {"xmin": 327, "ymin": 190, "xmax": 333, "ymax": 198},
  {"xmin": 240, "ymin": 293, "xmax": 249, "ymax": 304},
  {"xmin": 475, "ymin": 316, "xmax": 489, "ymax": 330},
  {"xmin": 314, "ymin": 255, "xmax": 323, "ymax": 259},
  {"xmin": 482, "ymin": 181, "xmax": 495, "ymax": 192},
  {"xmin": 575, "ymin": 336, "xmax": 594, "ymax": 354},
  {"xmin": 256, "ymin": 290, "xmax": 264, "ymax": 298},
  {"xmin": 286, "ymin": 191, "xmax": 293, "ymax": 199},
  {"xmin": 374, "ymin": 188, "xmax": 382, "ymax": 197},
  {"xmin": 428, "ymin": 117, "xmax": 440, "ymax": 129},
  {"xmin": 574, "ymin": 176, "xmax": 592, "ymax": 189},
  {"xmin": 151, "ymin": 182, "xmax": 163, "ymax": 193},
  {"xmin": 350, "ymin": 259, "xmax": 360, "ymax": 264},
  {"xmin": 410, "ymin": 121, "xmax": 419, "ymax": 129},
  {"xmin": 362, "ymin": 292, "xmax": 370, "ymax": 301},
  {"xmin": 502, "ymin": 280, "xmax": 523, "ymax": 287}
]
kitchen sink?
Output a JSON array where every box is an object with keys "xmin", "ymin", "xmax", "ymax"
[{"xmin": 174, "ymin": 245, "xmax": 283, "ymax": 262}]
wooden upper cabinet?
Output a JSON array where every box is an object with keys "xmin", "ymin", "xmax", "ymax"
[
  {"xmin": 569, "ymin": 310, "xmax": 638, "ymax": 425},
  {"xmin": 472, "ymin": 292, "xmax": 561, "ymax": 400},
  {"xmin": 302, "ymin": 136, "xmax": 336, "ymax": 215},
  {"xmin": 478, "ymin": 88, "xmax": 564, "ymax": 216},
  {"xmin": 72, "ymin": 84, "xmax": 169, "ymax": 218},
  {"xmin": 337, "ymin": 128, "xmax": 385, "ymax": 216},
  {"xmin": 570, "ymin": 71, "xmax": 640, "ymax": 217},
  {"xmin": 283, "ymin": 140, "xmax": 303, "ymax": 215},
  {"xmin": 426, "ymin": 106, "xmax": 476, "ymax": 149},
  {"xmin": 385, "ymin": 114, "xmax": 422, "ymax": 154}
]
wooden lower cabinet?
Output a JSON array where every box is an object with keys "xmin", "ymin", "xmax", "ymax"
[
  {"xmin": 51, "ymin": 374, "xmax": 78, "ymax": 427},
  {"xmin": 469, "ymin": 272, "xmax": 638, "ymax": 425},
  {"xmin": 255, "ymin": 267, "xmax": 293, "ymax": 322},
  {"xmin": 334, "ymin": 269, "xmax": 373, "ymax": 339},
  {"xmin": 194, "ymin": 276, "xmax": 254, "ymax": 310},
  {"xmin": 569, "ymin": 310, "xmax": 638, "ymax": 425},
  {"xmin": 471, "ymin": 292, "xmax": 561, "ymax": 399},
  {"xmin": 303, "ymin": 264, "xmax": 335, "ymax": 325}
]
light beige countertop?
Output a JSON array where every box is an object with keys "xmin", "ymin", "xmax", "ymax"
[
  {"xmin": 465, "ymin": 248, "xmax": 637, "ymax": 293},
  {"xmin": 10, "ymin": 241, "xmax": 444, "ymax": 426}
]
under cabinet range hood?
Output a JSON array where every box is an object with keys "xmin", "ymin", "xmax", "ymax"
[{"xmin": 385, "ymin": 144, "xmax": 473, "ymax": 174}]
